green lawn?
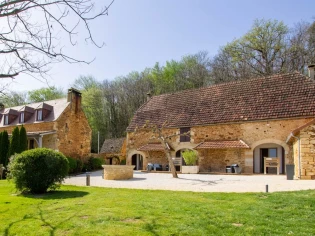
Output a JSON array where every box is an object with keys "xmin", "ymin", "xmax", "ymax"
[{"xmin": 1, "ymin": 180, "xmax": 314, "ymax": 236}]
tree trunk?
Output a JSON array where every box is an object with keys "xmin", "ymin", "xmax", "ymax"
[{"xmin": 160, "ymin": 137, "xmax": 178, "ymax": 178}]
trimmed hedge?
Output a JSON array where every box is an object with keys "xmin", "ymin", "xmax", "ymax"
[{"xmin": 8, "ymin": 148, "xmax": 69, "ymax": 193}]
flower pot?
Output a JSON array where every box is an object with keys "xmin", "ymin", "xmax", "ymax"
[{"xmin": 181, "ymin": 166, "xmax": 199, "ymax": 174}]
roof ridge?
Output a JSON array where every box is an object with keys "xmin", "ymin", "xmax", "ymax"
[{"xmin": 147, "ymin": 71, "xmax": 308, "ymax": 99}]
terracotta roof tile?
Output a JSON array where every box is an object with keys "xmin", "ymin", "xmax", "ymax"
[
  {"xmin": 127, "ymin": 72, "xmax": 315, "ymax": 131},
  {"xmin": 100, "ymin": 138, "xmax": 125, "ymax": 154},
  {"xmin": 194, "ymin": 140, "xmax": 250, "ymax": 149}
]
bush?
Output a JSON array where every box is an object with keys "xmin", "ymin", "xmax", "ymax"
[
  {"xmin": 8, "ymin": 148, "xmax": 69, "ymax": 193},
  {"xmin": 82, "ymin": 162, "xmax": 91, "ymax": 172},
  {"xmin": 120, "ymin": 159, "xmax": 126, "ymax": 165},
  {"xmin": 76, "ymin": 159, "xmax": 83, "ymax": 173},
  {"xmin": 182, "ymin": 150, "xmax": 198, "ymax": 166},
  {"xmin": 88, "ymin": 157, "xmax": 103, "ymax": 170},
  {"xmin": 67, "ymin": 157, "xmax": 77, "ymax": 174}
]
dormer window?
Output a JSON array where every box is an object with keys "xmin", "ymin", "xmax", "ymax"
[
  {"xmin": 2, "ymin": 108, "xmax": 18, "ymax": 125},
  {"xmin": 4, "ymin": 115, "xmax": 9, "ymax": 125},
  {"xmin": 20, "ymin": 112, "xmax": 25, "ymax": 123},
  {"xmin": 19, "ymin": 106, "xmax": 35, "ymax": 123},
  {"xmin": 35, "ymin": 102, "xmax": 52, "ymax": 121},
  {"xmin": 37, "ymin": 109, "xmax": 43, "ymax": 121}
]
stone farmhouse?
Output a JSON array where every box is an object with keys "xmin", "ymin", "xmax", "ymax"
[
  {"xmin": 126, "ymin": 66, "xmax": 315, "ymax": 179},
  {"xmin": 0, "ymin": 88, "xmax": 91, "ymax": 159}
]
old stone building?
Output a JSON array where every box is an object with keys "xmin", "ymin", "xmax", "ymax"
[
  {"xmin": 0, "ymin": 88, "xmax": 91, "ymax": 160},
  {"xmin": 126, "ymin": 67, "xmax": 315, "ymax": 179},
  {"xmin": 99, "ymin": 138, "xmax": 126, "ymax": 164}
]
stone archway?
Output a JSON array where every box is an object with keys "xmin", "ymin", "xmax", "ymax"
[
  {"xmin": 251, "ymin": 139, "xmax": 289, "ymax": 174},
  {"xmin": 131, "ymin": 153, "xmax": 144, "ymax": 170}
]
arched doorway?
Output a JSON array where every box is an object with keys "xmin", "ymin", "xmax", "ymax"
[
  {"xmin": 253, "ymin": 143, "xmax": 285, "ymax": 174},
  {"xmin": 131, "ymin": 154, "xmax": 143, "ymax": 170},
  {"xmin": 175, "ymin": 149, "xmax": 194, "ymax": 171}
]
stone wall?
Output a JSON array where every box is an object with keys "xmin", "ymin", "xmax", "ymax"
[
  {"xmin": 56, "ymin": 105, "xmax": 91, "ymax": 160},
  {"xmin": 127, "ymin": 118, "xmax": 312, "ymax": 174},
  {"xmin": 102, "ymin": 165, "xmax": 135, "ymax": 180},
  {"xmin": 145, "ymin": 151, "xmax": 169, "ymax": 170},
  {"xmin": 198, "ymin": 149, "xmax": 245, "ymax": 172},
  {"xmin": 294, "ymin": 125, "xmax": 315, "ymax": 180}
]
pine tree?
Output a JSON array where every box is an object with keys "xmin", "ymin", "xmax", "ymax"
[
  {"xmin": 9, "ymin": 127, "xmax": 20, "ymax": 157},
  {"xmin": 1, "ymin": 131, "xmax": 10, "ymax": 166},
  {"xmin": 19, "ymin": 126, "xmax": 28, "ymax": 153}
]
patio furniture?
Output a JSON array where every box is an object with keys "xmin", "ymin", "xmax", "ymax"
[
  {"xmin": 146, "ymin": 163, "xmax": 163, "ymax": 171},
  {"xmin": 264, "ymin": 157, "xmax": 280, "ymax": 175}
]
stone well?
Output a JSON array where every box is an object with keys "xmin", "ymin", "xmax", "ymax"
[{"xmin": 102, "ymin": 165, "xmax": 135, "ymax": 180}]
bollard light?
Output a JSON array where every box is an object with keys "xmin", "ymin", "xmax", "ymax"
[{"xmin": 86, "ymin": 172, "xmax": 90, "ymax": 186}]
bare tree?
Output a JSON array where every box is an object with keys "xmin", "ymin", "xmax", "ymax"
[
  {"xmin": 0, "ymin": 0, "xmax": 114, "ymax": 80},
  {"xmin": 137, "ymin": 122, "xmax": 191, "ymax": 178}
]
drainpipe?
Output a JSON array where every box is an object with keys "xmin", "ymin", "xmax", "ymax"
[{"xmin": 290, "ymin": 134, "xmax": 301, "ymax": 179}]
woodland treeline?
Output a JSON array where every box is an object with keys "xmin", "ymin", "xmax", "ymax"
[{"xmin": 1, "ymin": 19, "xmax": 315, "ymax": 152}]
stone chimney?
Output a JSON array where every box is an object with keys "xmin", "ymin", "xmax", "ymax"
[
  {"xmin": 146, "ymin": 92, "xmax": 152, "ymax": 101},
  {"xmin": 67, "ymin": 88, "xmax": 82, "ymax": 113},
  {"xmin": 308, "ymin": 64, "xmax": 315, "ymax": 80}
]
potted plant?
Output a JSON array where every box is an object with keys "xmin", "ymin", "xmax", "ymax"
[{"xmin": 181, "ymin": 150, "xmax": 199, "ymax": 174}]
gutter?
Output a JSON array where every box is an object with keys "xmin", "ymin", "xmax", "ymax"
[{"xmin": 287, "ymin": 133, "xmax": 301, "ymax": 179}]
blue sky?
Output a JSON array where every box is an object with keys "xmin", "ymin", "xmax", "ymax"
[{"xmin": 10, "ymin": 0, "xmax": 315, "ymax": 92}]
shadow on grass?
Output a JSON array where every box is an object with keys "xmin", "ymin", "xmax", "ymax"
[
  {"xmin": 4, "ymin": 202, "xmax": 80, "ymax": 236},
  {"xmin": 143, "ymin": 219, "xmax": 159, "ymax": 236},
  {"xmin": 20, "ymin": 190, "xmax": 89, "ymax": 200}
]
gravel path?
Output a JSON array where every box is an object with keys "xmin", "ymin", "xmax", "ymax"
[{"xmin": 63, "ymin": 170, "xmax": 315, "ymax": 193}]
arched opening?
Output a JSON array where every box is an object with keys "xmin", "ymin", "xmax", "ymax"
[
  {"xmin": 175, "ymin": 149, "xmax": 194, "ymax": 171},
  {"xmin": 131, "ymin": 154, "xmax": 143, "ymax": 170},
  {"xmin": 253, "ymin": 143, "xmax": 285, "ymax": 174}
]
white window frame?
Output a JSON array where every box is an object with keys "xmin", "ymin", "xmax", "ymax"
[
  {"xmin": 4, "ymin": 115, "xmax": 9, "ymax": 125},
  {"xmin": 37, "ymin": 110, "xmax": 43, "ymax": 121},
  {"xmin": 20, "ymin": 112, "xmax": 25, "ymax": 123}
]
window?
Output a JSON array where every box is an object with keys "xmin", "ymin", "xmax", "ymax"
[
  {"xmin": 180, "ymin": 127, "xmax": 191, "ymax": 142},
  {"xmin": 37, "ymin": 109, "xmax": 43, "ymax": 121},
  {"xmin": 20, "ymin": 112, "xmax": 25, "ymax": 123},
  {"xmin": 4, "ymin": 115, "xmax": 9, "ymax": 125}
]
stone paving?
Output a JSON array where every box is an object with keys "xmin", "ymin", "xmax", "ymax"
[{"xmin": 63, "ymin": 170, "xmax": 315, "ymax": 193}]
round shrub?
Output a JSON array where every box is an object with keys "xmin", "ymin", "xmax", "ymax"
[
  {"xmin": 67, "ymin": 157, "xmax": 77, "ymax": 174},
  {"xmin": 88, "ymin": 157, "xmax": 103, "ymax": 170},
  {"xmin": 8, "ymin": 148, "xmax": 69, "ymax": 193}
]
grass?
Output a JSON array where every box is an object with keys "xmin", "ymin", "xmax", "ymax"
[{"xmin": 1, "ymin": 180, "xmax": 315, "ymax": 236}]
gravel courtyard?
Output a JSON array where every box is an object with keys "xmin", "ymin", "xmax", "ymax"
[{"xmin": 63, "ymin": 170, "xmax": 315, "ymax": 193}]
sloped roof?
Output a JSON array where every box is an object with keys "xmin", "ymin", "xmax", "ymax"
[
  {"xmin": 0, "ymin": 98, "xmax": 69, "ymax": 127},
  {"xmin": 127, "ymin": 72, "xmax": 315, "ymax": 131},
  {"xmin": 194, "ymin": 140, "xmax": 250, "ymax": 149},
  {"xmin": 286, "ymin": 119, "xmax": 315, "ymax": 143},
  {"xmin": 100, "ymin": 138, "xmax": 125, "ymax": 154}
]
